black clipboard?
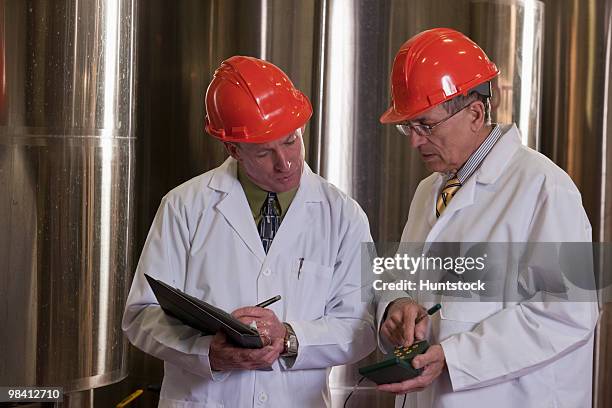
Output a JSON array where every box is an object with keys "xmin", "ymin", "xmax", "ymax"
[{"xmin": 145, "ymin": 274, "xmax": 264, "ymax": 349}]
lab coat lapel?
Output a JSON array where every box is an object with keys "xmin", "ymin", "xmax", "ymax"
[
  {"xmin": 474, "ymin": 124, "xmax": 521, "ymax": 185},
  {"xmin": 425, "ymin": 124, "xmax": 521, "ymax": 244},
  {"xmin": 425, "ymin": 175, "xmax": 476, "ymax": 243},
  {"xmin": 209, "ymin": 158, "xmax": 266, "ymax": 262},
  {"xmin": 265, "ymin": 164, "xmax": 323, "ymax": 258}
]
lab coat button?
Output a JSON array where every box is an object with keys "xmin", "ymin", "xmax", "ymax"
[
  {"xmin": 258, "ymin": 392, "xmax": 268, "ymax": 403},
  {"xmin": 263, "ymin": 268, "xmax": 272, "ymax": 276}
]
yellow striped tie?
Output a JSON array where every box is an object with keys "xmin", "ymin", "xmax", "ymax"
[{"xmin": 436, "ymin": 176, "xmax": 462, "ymax": 218}]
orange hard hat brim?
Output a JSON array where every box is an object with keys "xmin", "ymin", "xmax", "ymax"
[{"xmin": 379, "ymin": 70, "xmax": 499, "ymax": 125}]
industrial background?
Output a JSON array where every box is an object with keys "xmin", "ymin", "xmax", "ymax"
[{"xmin": 1, "ymin": 0, "xmax": 611, "ymax": 407}]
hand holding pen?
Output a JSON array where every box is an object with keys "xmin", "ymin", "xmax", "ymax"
[
  {"xmin": 416, "ymin": 303, "xmax": 441, "ymax": 324},
  {"xmin": 381, "ymin": 299, "xmax": 441, "ymax": 347},
  {"xmin": 210, "ymin": 296, "xmax": 285, "ymax": 371},
  {"xmin": 255, "ymin": 295, "xmax": 281, "ymax": 308}
]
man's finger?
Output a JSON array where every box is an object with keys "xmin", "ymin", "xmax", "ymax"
[
  {"xmin": 242, "ymin": 348, "xmax": 269, "ymax": 363},
  {"xmin": 377, "ymin": 375, "xmax": 427, "ymax": 394},
  {"xmin": 388, "ymin": 313, "xmax": 403, "ymax": 325},
  {"xmin": 231, "ymin": 306, "xmax": 272, "ymax": 318},
  {"xmin": 235, "ymin": 316, "xmax": 255, "ymax": 325},
  {"xmin": 232, "ymin": 306, "xmax": 266, "ymax": 317},
  {"xmin": 251, "ymin": 339, "xmax": 283, "ymax": 367},
  {"xmin": 265, "ymin": 338, "xmax": 284, "ymax": 356},
  {"xmin": 412, "ymin": 346, "xmax": 443, "ymax": 369},
  {"xmin": 419, "ymin": 361, "xmax": 443, "ymax": 378},
  {"xmin": 401, "ymin": 317, "xmax": 415, "ymax": 346},
  {"xmin": 397, "ymin": 304, "xmax": 420, "ymax": 346},
  {"xmin": 381, "ymin": 320, "xmax": 396, "ymax": 336},
  {"xmin": 414, "ymin": 317, "xmax": 429, "ymax": 341},
  {"xmin": 381, "ymin": 322, "xmax": 402, "ymax": 346}
]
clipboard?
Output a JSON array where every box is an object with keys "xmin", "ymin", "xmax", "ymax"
[{"xmin": 145, "ymin": 274, "xmax": 264, "ymax": 349}]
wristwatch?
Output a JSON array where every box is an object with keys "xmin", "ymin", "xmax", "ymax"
[{"xmin": 281, "ymin": 323, "xmax": 299, "ymax": 357}]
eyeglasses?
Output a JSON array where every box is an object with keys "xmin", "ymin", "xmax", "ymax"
[{"xmin": 395, "ymin": 103, "xmax": 472, "ymax": 137}]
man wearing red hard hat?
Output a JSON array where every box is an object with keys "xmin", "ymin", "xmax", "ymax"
[
  {"xmin": 123, "ymin": 56, "xmax": 376, "ymax": 407},
  {"xmin": 376, "ymin": 29, "xmax": 596, "ymax": 407}
]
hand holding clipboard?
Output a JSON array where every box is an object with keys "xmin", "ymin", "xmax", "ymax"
[{"xmin": 145, "ymin": 274, "xmax": 278, "ymax": 349}]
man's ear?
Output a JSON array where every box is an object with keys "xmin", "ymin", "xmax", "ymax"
[
  {"xmin": 468, "ymin": 100, "xmax": 485, "ymax": 132},
  {"xmin": 224, "ymin": 142, "xmax": 240, "ymax": 160}
]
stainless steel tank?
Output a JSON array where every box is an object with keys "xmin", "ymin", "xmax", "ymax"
[
  {"xmin": 0, "ymin": 0, "xmax": 137, "ymax": 399},
  {"xmin": 93, "ymin": 1, "xmax": 321, "ymax": 405},
  {"xmin": 539, "ymin": 1, "xmax": 612, "ymax": 407}
]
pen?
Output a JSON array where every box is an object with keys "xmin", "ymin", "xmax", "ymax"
[
  {"xmin": 116, "ymin": 389, "xmax": 144, "ymax": 408},
  {"xmin": 415, "ymin": 303, "xmax": 442, "ymax": 324},
  {"xmin": 255, "ymin": 295, "xmax": 281, "ymax": 308},
  {"xmin": 298, "ymin": 257, "xmax": 304, "ymax": 279}
]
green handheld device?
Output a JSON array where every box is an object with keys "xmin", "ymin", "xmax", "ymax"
[{"xmin": 358, "ymin": 340, "xmax": 430, "ymax": 385}]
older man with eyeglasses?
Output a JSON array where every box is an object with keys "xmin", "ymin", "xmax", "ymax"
[{"xmin": 375, "ymin": 28, "xmax": 597, "ymax": 408}]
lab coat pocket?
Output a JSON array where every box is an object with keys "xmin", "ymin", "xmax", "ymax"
[
  {"xmin": 288, "ymin": 258, "xmax": 333, "ymax": 320},
  {"xmin": 437, "ymin": 300, "xmax": 502, "ymax": 341}
]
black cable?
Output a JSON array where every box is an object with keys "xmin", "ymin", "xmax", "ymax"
[
  {"xmin": 343, "ymin": 376, "xmax": 366, "ymax": 408},
  {"xmin": 343, "ymin": 377, "xmax": 408, "ymax": 408}
]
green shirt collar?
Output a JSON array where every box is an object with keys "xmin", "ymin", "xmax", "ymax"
[{"xmin": 237, "ymin": 165, "xmax": 298, "ymax": 220}]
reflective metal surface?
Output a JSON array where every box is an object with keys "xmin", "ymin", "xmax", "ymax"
[
  {"xmin": 0, "ymin": 2, "xmax": 5, "ymax": 126},
  {"xmin": 539, "ymin": 1, "xmax": 612, "ymax": 407},
  {"xmin": 0, "ymin": 0, "xmax": 137, "ymax": 393},
  {"xmin": 95, "ymin": 1, "xmax": 319, "ymax": 405},
  {"xmin": 59, "ymin": 390, "xmax": 93, "ymax": 408}
]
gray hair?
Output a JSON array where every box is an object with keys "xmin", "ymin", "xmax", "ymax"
[{"xmin": 441, "ymin": 91, "xmax": 492, "ymax": 125}]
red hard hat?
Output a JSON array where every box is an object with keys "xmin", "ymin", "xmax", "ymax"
[
  {"xmin": 205, "ymin": 56, "xmax": 312, "ymax": 143},
  {"xmin": 380, "ymin": 28, "xmax": 500, "ymax": 124}
]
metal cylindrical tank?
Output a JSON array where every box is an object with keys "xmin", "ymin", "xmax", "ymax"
[
  {"xmin": 94, "ymin": 1, "xmax": 320, "ymax": 405},
  {"xmin": 0, "ymin": 0, "xmax": 137, "ymax": 395},
  {"xmin": 539, "ymin": 1, "xmax": 612, "ymax": 407}
]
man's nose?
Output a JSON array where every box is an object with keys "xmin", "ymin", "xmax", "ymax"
[
  {"xmin": 410, "ymin": 132, "xmax": 427, "ymax": 149},
  {"xmin": 274, "ymin": 150, "xmax": 291, "ymax": 171}
]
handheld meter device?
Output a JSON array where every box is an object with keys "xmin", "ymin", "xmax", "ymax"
[{"xmin": 358, "ymin": 340, "xmax": 430, "ymax": 385}]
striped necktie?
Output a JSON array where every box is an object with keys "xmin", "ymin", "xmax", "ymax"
[
  {"xmin": 258, "ymin": 192, "xmax": 281, "ymax": 253},
  {"xmin": 436, "ymin": 176, "xmax": 462, "ymax": 218}
]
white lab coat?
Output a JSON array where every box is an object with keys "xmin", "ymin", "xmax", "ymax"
[
  {"xmin": 377, "ymin": 124, "xmax": 598, "ymax": 408},
  {"xmin": 123, "ymin": 158, "xmax": 376, "ymax": 408}
]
